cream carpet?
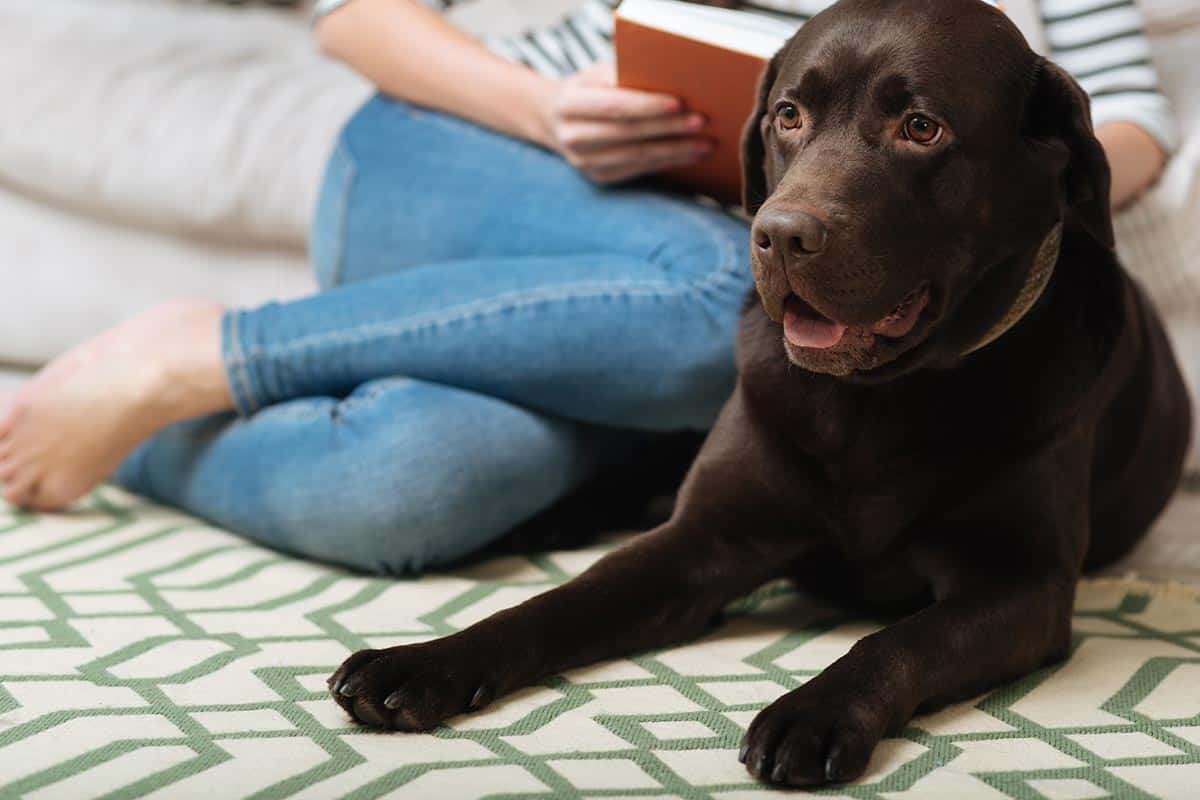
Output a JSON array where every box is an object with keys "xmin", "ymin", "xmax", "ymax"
[{"xmin": 1, "ymin": 488, "xmax": 1198, "ymax": 799}]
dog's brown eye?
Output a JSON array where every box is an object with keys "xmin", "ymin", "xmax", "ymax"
[
  {"xmin": 903, "ymin": 114, "xmax": 942, "ymax": 145},
  {"xmin": 777, "ymin": 103, "xmax": 802, "ymax": 130}
]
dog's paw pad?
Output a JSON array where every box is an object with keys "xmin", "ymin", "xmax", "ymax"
[
  {"xmin": 328, "ymin": 643, "xmax": 491, "ymax": 731},
  {"xmin": 741, "ymin": 692, "xmax": 880, "ymax": 787}
]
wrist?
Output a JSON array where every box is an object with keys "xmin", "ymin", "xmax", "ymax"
[{"xmin": 518, "ymin": 74, "xmax": 561, "ymax": 152}]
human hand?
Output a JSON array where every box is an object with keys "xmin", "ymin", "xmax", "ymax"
[
  {"xmin": 537, "ymin": 63, "xmax": 712, "ymax": 184},
  {"xmin": 1096, "ymin": 121, "xmax": 1167, "ymax": 211}
]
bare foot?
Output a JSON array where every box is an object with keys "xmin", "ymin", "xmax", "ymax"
[{"xmin": 0, "ymin": 300, "xmax": 233, "ymax": 511}]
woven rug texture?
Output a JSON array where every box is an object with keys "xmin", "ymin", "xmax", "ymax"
[{"xmin": 1, "ymin": 489, "xmax": 1199, "ymax": 799}]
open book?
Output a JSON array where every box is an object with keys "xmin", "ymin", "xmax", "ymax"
[{"xmin": 615, "ymin": 0, "xmax": 800, "ymax": 205}]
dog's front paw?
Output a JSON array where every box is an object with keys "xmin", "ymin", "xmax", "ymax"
[
  {"xmin": 739, "ymin": 682, "xmax": 888, "ymax": 787},
  {"xmin": 328, "ymin": 638, "xmax": 496, "ymax": 731}
]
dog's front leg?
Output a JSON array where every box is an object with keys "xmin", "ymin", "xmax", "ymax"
[
  {"xmin": 742, "ymin": 450, "xmax": 1090, "ymax": 788},
  {"xmin": 740, "ymin": 573, "xmax": 1075, "ymax": 786},
  {"xmin": 330, "ymin": 389, "xmax": 819, "ymax": 731},
  {"xmin": 329, "ymin": 515, "xmax": 808, "ymax": 730}
]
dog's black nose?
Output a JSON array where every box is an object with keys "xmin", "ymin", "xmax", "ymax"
[{"xmin": 753, "ymin": 207, "xmax": 828, "ymax": 261}]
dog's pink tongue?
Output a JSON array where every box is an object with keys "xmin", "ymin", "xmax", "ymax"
[{"xmin": 784, "ymin": 305, "xmax": 848, "ymax": 349}]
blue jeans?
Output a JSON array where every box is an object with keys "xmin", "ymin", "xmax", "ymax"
[{"xmin": 116, "ymin": 95, "xmax": 752, "ymax": 574}]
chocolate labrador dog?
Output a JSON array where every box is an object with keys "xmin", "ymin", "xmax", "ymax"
[{"xmin": 329, "ymin": 0, "xmax": 1192, "ymax": 787}]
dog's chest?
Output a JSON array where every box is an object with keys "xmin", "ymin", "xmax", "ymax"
[
  {"xmin": 821, "ymin": 454, "xmax": 942, "ymax": 558},
  {"xmin": 781, "ymin": 387, "xmax": 958, "ymax": 558}
]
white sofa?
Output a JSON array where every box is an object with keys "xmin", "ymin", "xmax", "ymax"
[
  {"xmin": 1, "ymin": 0, "xmax": 1197, "ymax": 467},
  {"xmin": 0, "ymin": 0, "xmax": 572, "ymax": 368}
]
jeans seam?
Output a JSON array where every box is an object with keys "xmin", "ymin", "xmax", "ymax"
[
  {"xmin": 653, "ymin": 197, "xmax": 745, "ymax": 285},
  {"xmin": 222, "ymin": 311, "xmax": 262, "ymax": 416},
  {"xmin": 239, "ymin": 277, "xmax": 722, "ymax": 365},
  {"xmin": 335, "ymin": 376, "xmax": 413, "ymax": 416}
]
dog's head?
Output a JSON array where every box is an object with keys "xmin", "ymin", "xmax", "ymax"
[{"xmin": 742, "ymin": 0, "xmax": 1113, "ymax": 379}]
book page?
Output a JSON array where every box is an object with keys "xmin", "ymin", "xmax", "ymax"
[{"xmin": 617, "ymin": 0, "xmax": 799, "ymax": 58}]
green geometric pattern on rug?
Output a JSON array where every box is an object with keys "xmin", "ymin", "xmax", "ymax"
[{"xmin": 2, "ymin": 488, "xmax": 1199, "ymax": 799}]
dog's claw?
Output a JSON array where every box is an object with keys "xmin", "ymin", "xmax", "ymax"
[
  {"xmin": 737, "ymin": 739, "xmax": 750, "ymax": 763},
  {"xmin": 825, "ymin": 749, "xmax": 841, "ymax": 781},
  {"xmin": 469, "ymin": 685, "xmax": 493, "ymax": 710},
  {"xmin": 329, "ymin": 642, "xmax": 496, "ymax": 732}
]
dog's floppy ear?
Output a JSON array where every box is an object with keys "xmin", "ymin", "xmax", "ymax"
[
  {"xmin": 1024, "ymin": 58, "xmax": 1114, "ymax": 248},
  {"xmin": 740, "ymin": 49, "xmax": 783, "ymax": 216}
]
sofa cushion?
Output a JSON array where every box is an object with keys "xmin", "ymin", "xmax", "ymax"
[
  {"xmin": 0, "ymin": 0, "xmax": 370, "ymax": 250},
  {"xmin": 0, "ymin": 188, "xmax": 315, "ymax": 367}
]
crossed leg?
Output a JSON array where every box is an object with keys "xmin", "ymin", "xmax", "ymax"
[{"xmin": 0, "ymin": 94, "xmax": 750, "ymax": 577}]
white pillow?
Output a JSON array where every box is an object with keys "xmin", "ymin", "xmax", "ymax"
[{"xmin": 0, "ymin": 0, "xmax": 370, "ymax": 250}]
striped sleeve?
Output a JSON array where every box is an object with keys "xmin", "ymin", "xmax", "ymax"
[
  {"xmin": 1039, "ymin": 0, "xmax": 1178, "ymax": 153},
  {"xmin": 312, "ymin": 0, "xmax": 618, "ymax": 78},
  {"xmin": 482, "ymin": 0, "xmax": 618, "ymax": 78}
]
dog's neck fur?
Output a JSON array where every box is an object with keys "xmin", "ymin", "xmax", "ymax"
[{"xmin": 961, "ymin": 222, "xmax": 1063, "ymax": 356}]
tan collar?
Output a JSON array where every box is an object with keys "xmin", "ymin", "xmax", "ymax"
[{"xmin": 962, "ymin": 222, "xmax": 1063, "ymax": 356}]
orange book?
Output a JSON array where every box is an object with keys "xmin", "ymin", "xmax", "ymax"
[{"xmin": 615, "ymin": 0, "xmax": 799, "ymax": 205}]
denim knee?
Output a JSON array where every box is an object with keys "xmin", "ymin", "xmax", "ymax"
[
  {"xmin": 247, "ymin": 380, "xmax": 603, "ymax": 576},
  {"xmin": 637, "ymin": 222, "xmax": 754, "ymax": 427},
  {"xmin": 250, "ymin": 427, "xmax": 517, "ymax": 575},
  {"xmin": 114, "ymin": 396, "xmax": 525, "ymax": 576}
]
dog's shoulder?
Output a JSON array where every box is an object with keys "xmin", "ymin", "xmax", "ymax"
[{"xmin": 962, "ymin": 228, "xmax": 1141, "ymax": 446}]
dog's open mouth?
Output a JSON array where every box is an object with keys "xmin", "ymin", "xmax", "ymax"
[{"xmin": 783, "ymin": 283, "xmax": 932, "ymax": 350}]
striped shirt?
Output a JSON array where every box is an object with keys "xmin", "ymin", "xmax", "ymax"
[
  {"xmin": 313, "ymin": 0, "xmax": 1176, "ymax": 152},
  {"xmin": 314, "ymin": 0, "xmax": 622, "ymax": 75}
]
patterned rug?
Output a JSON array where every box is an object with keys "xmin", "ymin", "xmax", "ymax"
[{"xmin": 2, "ymin": 489, "xmax": 1199, "ymax": 800}]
